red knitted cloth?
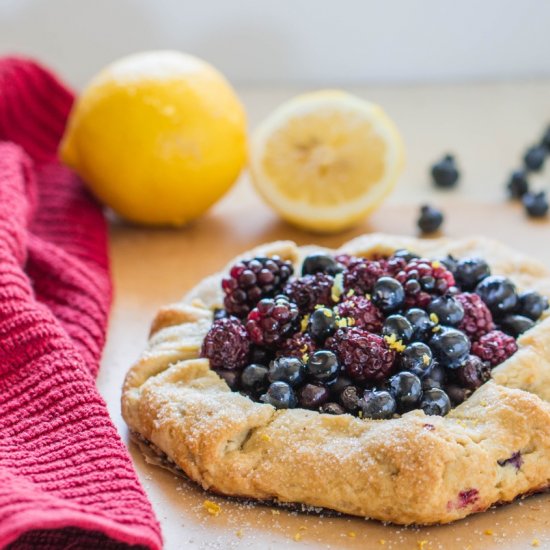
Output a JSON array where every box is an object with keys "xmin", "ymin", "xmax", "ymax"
[{"xmin": 0, "ymin": 58, "xmax": 162, "ymax": 549}]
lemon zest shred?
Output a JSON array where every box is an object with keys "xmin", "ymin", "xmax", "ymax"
[{"xmin": 203, "ymin": 500, "xmax": 221, "ymax": 516}]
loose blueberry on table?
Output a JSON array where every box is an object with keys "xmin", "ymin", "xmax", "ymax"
[{"xmin": 201, "ymin": 250, "xmax": 549, "ymax": 420}]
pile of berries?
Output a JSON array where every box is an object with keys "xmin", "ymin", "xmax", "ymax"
[{"xmin": 201, "ymin": 250, "xmax": 548, "ymax": 420}]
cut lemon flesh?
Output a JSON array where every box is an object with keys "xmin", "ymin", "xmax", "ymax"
[{"xmin": 250, "ymin": 90, "xmax": 405, "ymax": 233}]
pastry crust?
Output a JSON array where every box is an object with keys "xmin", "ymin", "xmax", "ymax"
[{"xmin": 122, "ymin": 234, "xmax": 550, "ymax": 524}]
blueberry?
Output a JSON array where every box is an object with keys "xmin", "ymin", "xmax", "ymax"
[
  {"xmin": 260, "ymin": 381, "xmax": 297, "ymax": 409},
  {"xmin": 308, "ymin": 307, "xmax": 338, "ymax": 343},
  {"xmin": 360, "ymin": 390, "xmax": 397, "ymax": 420},
  {"xmin": 428, "ymin": 295, "xmax": 464, "ymax": 326},
  {"xmin": 455, "ymin": 355, "xmax": 491, "ymax": 390},
  {"xmin": 475, "ymin": 276, "xmax": 518, "ymax": 316},
  {"xmin": 445, "ymin": 383, "xmax": 470, "ymax": 406},
  {"xmin": 328, "ymin": 375, "xmax": 353, "ymax": 396},
  {"xmin": 298, "ymin": 383, "xmax": 330, "ymax": 409},
  {"xmin": 307, "ymin": 350, "xmax": 339, "ymax": 381},
  {"xmin": 542, "ymin": 126, "xmax": 550, "ymax": 150},
  {"xmin": 393, "ymin": 249, "xmax": 420, "ymax": 262},
  {"xmin": 523, "ymin": 191, "xmax": 549, "ymax": 218},
  {"xmin": 249, "ymin": 346, "xmax": 273, "ymax": 366},
  {"xmin": 268, "ymin": 357, "xmax": 306, "ymax": 387},
  {"xmin": 382, "ymin": 314, "xmax": 414, "ymax": 343},
  {"xmin": 454, "ymin": 257, "xmax": 491, "ymax": 291},
  {"xmin": 499, "ymin": 314, "xmax": 535, "ymax": 337},
  {"xmin": 388, "ymin": 371, "xmax": 423, "ymax": 412},
  {"xmin": 240, "ymin": 364, "xmax": 269, "ymax": 393},
  {"xmin": 421, "ymin": 363, "xmax": 447, "ymax": 390},
  {"xmin": 339, "ymin": 385, "xmax": 361, "ymax": 413},
  {"xmin": 431, "ymin": 154, "xmax": 460, "ymax": 188},
  {"xmin": 372, "ymin": 277, "xmax": 405, "ymax": 313},
  {"xmin": 216, "ymin": 369, "xmax": 240, "ymax": 391},
  {"xmin": 301, "ymin": 254, "xmax": 343, "ymax": 276},
  {"xmin": 213, "ymin": 308, "xmax": 228, "ymax": 320},
  {"xmin": 405, "ymin": 308, "xmax": 434, "ymax": 341},
  {"xmin": 439, "ymin": 255, "xmax": 458, "ymax": 275},
  {"xmin": 506, "ymin": 170, "xmax": 529, "ymax": 199},
  {"xmin": 319, "ymin": 402, "xmax": 345, "ymax": 415},
  {"xmin": 399, "ymin": 342, "xmax": 433, "ymax": 377},
  {"xmin": 417, "ymin": 204, "xmax": 444, "ymax": 233},
  {"xmin": 517, "ymin": 290, "xmax": 549, "ymax": 321},
  {"xmin": 420, "ymin": 388, "xmax": 451, "ymax": 416},
  {"xmin": 430, "ymin": 327, "xmax": 471, "ymax": 368},
  {"xmin": 523, "ymin": 145, "xmax": 546, "ymax": 172}
]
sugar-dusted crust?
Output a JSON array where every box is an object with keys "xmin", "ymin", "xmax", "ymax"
[{"xmin": 122, "ymin": 234, "xmax": 550, "ymax": 525}]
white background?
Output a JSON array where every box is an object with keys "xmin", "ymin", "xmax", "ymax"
[{"xmin": 1, "ymin": 0, "xmax": 550, "ymax": 87}]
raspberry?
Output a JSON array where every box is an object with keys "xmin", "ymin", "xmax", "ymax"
[
  {"xmin": 222, "ymin": 256, "xmax": 293, "ymax": 317},
  {"xmin": 326, "ymin": 328, "xmax": 395, "ymax": 382},
  {"xmin": 276, "ymin": 332, "xmax": 315, "ymax": 360},
  {"xmin": 283, "ymin": 273, "xmax": 334, "ymax": 314},
  {"xmin": 471, "ymin": 330, "xmax": 518, "ymax": 367},
  {"xmin": 395, "ymin": 258, "xmax": 456, "ymax": 308},
  {"xmin": 454, "ymin": 354, "xmax": 492, "ymax": 389},
  {"xmin": 246, "ymin": 296, "xmax": 299, "ymax": 347},
  {"xmin": 343, "ymin": 258, "xmax": 385, "ymax": 295},
  {"xmin": 456, "ymin": 292, "xmax": 495, "ymax": 339},
  {"xmin": 201, "ymin": 318, "xmax": 250, "ymax": 370},
  {"xmin": 336, "ymin": 295, "xmax": 383, "ymax": 333}
]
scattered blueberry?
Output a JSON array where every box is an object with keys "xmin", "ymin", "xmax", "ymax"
[
  {"xmin": 260, "ymin": 381, "xmax": 297, "ymax": 409},
  {"xmin": 319, "ymin": 402, "xmax": 345, "ymax": 415},
  {"xmin": 431, "ymin": 154, "xmax": 460, "ymax": 189},
  {"xmin": 418, "ymin": 204, "xmax": 444, "ymax": 233},
  {"xmin": 405, "ymin": 308, "xmax": 434, "ymax": 341},
  {"xmin": 454, "ymin": 258, "xmax": 491, "ymax": 291},
  {"xmin": 372, "ymin": 277, "xmax": 405, "ymax": 313},
  {"xmin": 240, "ymin": 364, "xmax": 269, "ymax": 393},
  {"xmin": 302, "ymin": 253, "xmax": 344, "ymax": 276},
  {"xmin": 308, "ymin": 307, "xmax": 338, "ymax": 344},
  {"xmin": 506, "ymin": 170, "xmax": 529, "ymax": 199},
  {"xmin": 523, "ymin": 145, "xmax": 546, "ymax": 172},
  {"xmin": 298, "ymin": 383, "xmax": 330, "ymax": 409},
  {"xmin": 499, "ymin": 314, "xmax": 535, "ymax": 337},
  {"xmin": 388, "ymin": 371, "xmax": 423, "ymax": 412},
  {"xmin": 475, "ymin": 276, "xmax": 518, "ymax": 316},
  {"xmin": 430, "ymin": 327, "xmax": 471, "ymax": 368},
  {"xmin": 307, "ymin": 350, "xmax": 339, "ymax": 382},
  {"xmin": 268, "ymin": 356, "xmax": 306, "ymax": 386},
  {"xmin": 382, "ymin": 314, "xmax": 414, "ymax": 343},
  {"xmin": 420, "ymin": 388, "xmax": 451, "ymax": 416},
  {"xmin": 517, "ymin": 290, "xmax": 549, "ymax": 321},
  {"xmin": 399, "ymin": 342, "xmax": 433, "ymax": 377},
  {"xmin": 360, "ymin": 390, "xmax": 397, "ymax": 420},
  {"xmin": 428, "ymin": 295, "xmax": 465, "ymax": 326},
  {"xmin": 523, "ymin": 191, "xmax": 549, "ymax": 218}
]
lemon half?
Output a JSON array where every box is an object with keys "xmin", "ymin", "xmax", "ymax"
[
  {"xmin": 250, "ymin": 90, "xmax": 405, "ymax": 233},
  {"xmin": 61, "ymin": 51, "xmax": 247, "ymax": 226}
]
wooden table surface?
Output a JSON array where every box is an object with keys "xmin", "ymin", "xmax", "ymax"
[{"xmin": 97, "ymin": 81, "xmax": 550, "ymax": 549}]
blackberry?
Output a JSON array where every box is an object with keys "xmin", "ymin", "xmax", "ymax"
[
  {"xmin": 395, "ymin": 258, "xmax": 455, "ymax": 308},
  {"xmin": 276, "ymin": 332, "xmax": 315, "ymax": 360},
  {"xmin": 471, "ymin": 330, "xmax": 518, "ymax": 367},
  {"xmin": 454, "ymin": 355, "xmax": 491, "ymax": 390},
  {"xmin": 431, "ymin": 154, "xmax": 460, "ymax": 189},
  {"xmin": 523, "ymin": 191, "xmax": 549, "ymax": 218},
  {"xmin": 455, "ymin": 292, "xmax": 495, "ymax": 339},
  {"xmin": 284, "ymin": 273, "xmax": 334, "ymax": 314},
  {"xmin": 417, "ymin": 205, "xmax": 444, "ymax": 233},
  {"xmin": 343, "ymin": 258, "xmax": 385, "ymax": 295},
  {"xmin": 336, "ymin": 295, "xmax": 383, "ymax": 333},
  {"xmin": 222, "ymin": 256, "xmax": 293, "ymax": 317},
  {"xmin": 246, "ymin": 296, "xmax": 299, "ymax": 347},
  {"xmin": 201, "ymin": 318, "xmax": 250, "ymax": 370},
  {"xmin": 326, "ymin": 328, "xmax": 395, "ymax": 383}
]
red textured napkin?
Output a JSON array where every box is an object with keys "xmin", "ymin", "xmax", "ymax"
[{"xmin": 0, "ymin": 57, "xmax": 162, "ymax": 549}]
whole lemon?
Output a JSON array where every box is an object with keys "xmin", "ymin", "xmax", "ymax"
[{"xmin": 60, "ymin": 51, "xmax": 247, "ymax": 226}]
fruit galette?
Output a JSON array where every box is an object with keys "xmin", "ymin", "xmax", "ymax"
[{"xmin": 122, "ymin": 234, "xmax": 550, "ymax": 524}]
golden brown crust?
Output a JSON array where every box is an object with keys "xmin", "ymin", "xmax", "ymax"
[{"xmin": 121, "ymin": 234, "xmax": 550, "ymax": 524}]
